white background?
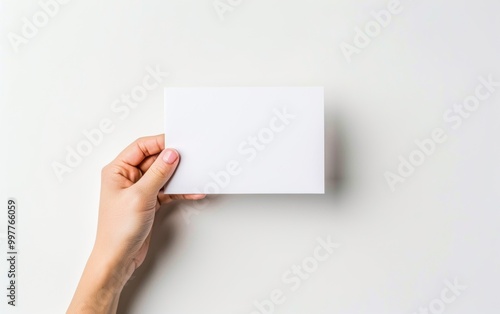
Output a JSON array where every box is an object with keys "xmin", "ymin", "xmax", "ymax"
[{"xmin": 1, "ymin": 0, "xmax": 499, "ymax": 313}]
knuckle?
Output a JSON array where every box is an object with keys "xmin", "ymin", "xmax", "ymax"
[
  {"xmin": 134, "ymin": 136, "xmax": 149, "ymax": 147},
  {"xmin": 150, "ymin": 164, "xmax": 168, "ymax": 178},
  {"xmin": 169, "ymin": 194, "xmax": 181, "ymax": 200},
  {"xmin": 101, "ymin": 164, "xmax": 110, "ymax": 177},
  {"xmin": 134, "ymin": 136, "xmax": 146, "ymax": 143}
]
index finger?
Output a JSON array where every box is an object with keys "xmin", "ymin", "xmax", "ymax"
[{"xmin": 113, "ymin": 134, "xmax": 165, "ymax": 167}]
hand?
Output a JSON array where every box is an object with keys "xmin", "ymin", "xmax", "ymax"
[{"xmin": 68, "ymin": 134, "xmax": 205, "ymax": 313}]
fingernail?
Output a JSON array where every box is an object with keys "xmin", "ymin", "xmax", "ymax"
[{"xmin": 163, "ymin": 149, "xmax": 178, "ymax": 164}]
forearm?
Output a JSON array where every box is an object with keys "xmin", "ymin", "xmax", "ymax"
[
  {"xmin": 68, "ymin": 250, "xmax": 132, "ymax": 314},
  {"xmin": 68, "ymin": 136, "xmax": 192, "ymax": 312}
]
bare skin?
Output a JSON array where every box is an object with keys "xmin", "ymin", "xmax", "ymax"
[{"xmin": 67, "ymin": 134, "xmax": 205, "ymax": 313}]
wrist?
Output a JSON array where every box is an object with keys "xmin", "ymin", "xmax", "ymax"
[
  {"xmin": 87, "ymin": 246, "xmax": 134, "ymax": 291},
  {"xmin": 68, "ymin": 249, "xmax": 133, "ymax": 313}
]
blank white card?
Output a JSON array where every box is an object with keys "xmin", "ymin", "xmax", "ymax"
[{"xmin": 164, "ymin": 87, "xmax": 324, "ymax": 194}]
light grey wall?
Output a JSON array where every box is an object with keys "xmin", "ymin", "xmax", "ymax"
[{"xmin": 1, "ymin": 0, "xmax": 499, "ymax": 313}]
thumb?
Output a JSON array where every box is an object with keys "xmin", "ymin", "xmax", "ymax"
[{"xmin": 136, "ymin": 148, "xmax": 179, "ymax": 194}]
